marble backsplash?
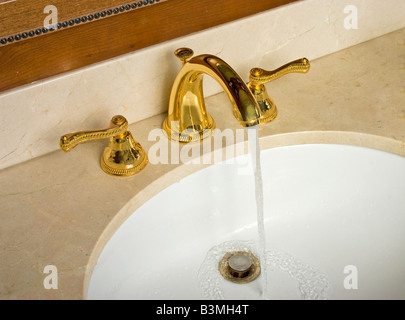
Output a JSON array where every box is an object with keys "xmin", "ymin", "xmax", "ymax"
[{"xmin": 1, "ymin": 0, "xmax": 404, "ymax": 170}]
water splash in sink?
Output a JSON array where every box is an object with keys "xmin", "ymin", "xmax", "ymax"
[
  {"xmin": 197, "ymin": 128, "xmax": 331, "ymax": 300},
  {"xmin": 198, "ymin": 240, "xmax": 332, "ymax": 300}
]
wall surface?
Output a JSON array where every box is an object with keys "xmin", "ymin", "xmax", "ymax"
[{"xmin": 0, "ymin": 0, "xmax": 404, "ymax": 171}]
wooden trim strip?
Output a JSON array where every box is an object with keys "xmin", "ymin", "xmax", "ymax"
[
  {"xmin": 0, "ymin": 0, "xmax": 297, "ymax": 93},
  {"xmin": 0, "ymin": 0, "xmax": 166, "ymax": 46}
]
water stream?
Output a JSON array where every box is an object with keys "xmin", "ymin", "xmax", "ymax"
[{"xmin": 247, "ymin": 126, "xmax": 268, "ymax": 299}]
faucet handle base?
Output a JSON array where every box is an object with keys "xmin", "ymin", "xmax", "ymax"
[
  {"xmin": 249, "ymin": 85, "xmax": 278, "ymax": 124},
  {"xmin": 101, "ymin": 131, "xmax": 148, "ymax": 176}
]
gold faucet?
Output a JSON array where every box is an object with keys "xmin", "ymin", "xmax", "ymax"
[
  {"xmin": 60, "ymin": 115, "xmax": 148, "ymax": 176},
  {"xmin": 163, "ymin": 48, "xmax": 310, "ymax": 142}
]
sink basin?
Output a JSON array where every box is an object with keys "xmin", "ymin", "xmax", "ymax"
[{"xmin": 87, "ymin": 143, "xmax": 405, "ymax": 300}]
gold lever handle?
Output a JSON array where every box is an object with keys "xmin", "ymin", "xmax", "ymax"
[
  {"xmin": 247, "ymin": 58, "xmax": 310, "ymax": 125},
  {"xmin": 60, "ymin": 115, "xmax": 128, "ymax": 152},
  {"xmin": 59, "ymin": 115, "xmax": 148, "ymax": 177},
  {"xmin": 248, "ymin": 58, "xmax": 310, "ymax": 88}
]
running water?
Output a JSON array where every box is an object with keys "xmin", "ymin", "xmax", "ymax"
[{"xmin": 246, "ymin": 126, "xmax": 268, "ymax": 299}]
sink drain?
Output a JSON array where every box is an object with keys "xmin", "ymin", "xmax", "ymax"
[{"xmin": 218, "ymin": 251, "xmax": 261, "ymax": 284}]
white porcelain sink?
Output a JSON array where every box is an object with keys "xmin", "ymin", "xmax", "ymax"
[{"xmin": 87, "ymin": 144, "xmax": 405, "ymax": 300}]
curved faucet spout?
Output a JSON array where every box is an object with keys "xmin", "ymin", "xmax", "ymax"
[
  {"xmin": 163, "ymin": 48, "xmax": 261, "ymax": 143},
  {"xmin": 163, "ymin": 48, "xmax": 310, "ymax": 143}
]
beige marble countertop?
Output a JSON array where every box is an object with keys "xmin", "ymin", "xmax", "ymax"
[{"xmin": 0, "ymin": 28, "xmax": 404, "ymax": 300}]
